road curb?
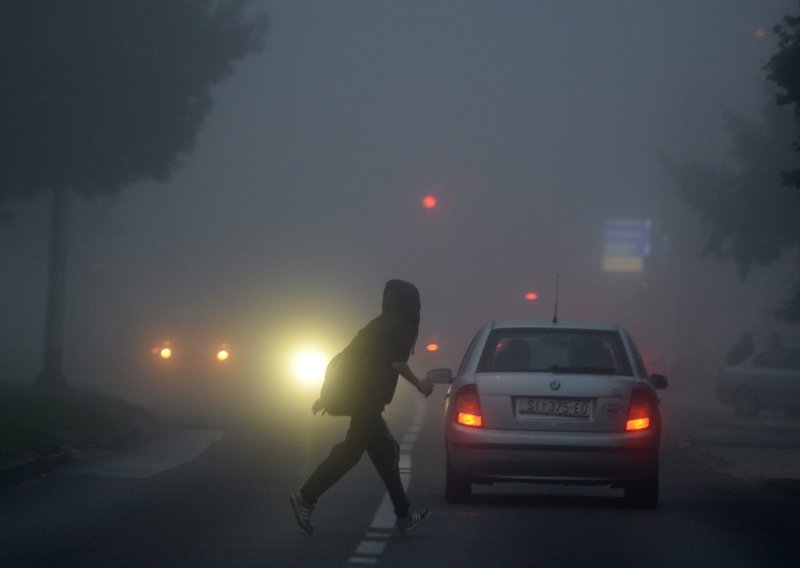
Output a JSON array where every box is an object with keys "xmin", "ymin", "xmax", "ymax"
[
  {"xmin": 763, "ymin": 478, "xmax": 800, "ymax": 499},
  {"xmin": 687, "ymin": 438, "xmax": 800, "ymax": 450},
  {"xmin": 0, "ymin": 451, "xmax": 74, "ymax": 488},
  {"xmin": 667, "ymin": 394, "xmax": 800, "ymax": 495},
  {"xmin": 0, "ymin": 424, "xmax": 144, "ymax": 488}
]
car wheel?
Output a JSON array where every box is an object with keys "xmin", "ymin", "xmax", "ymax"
[
  {"xmin": 733, "ymin": 388, "xmax": 760, "ymax": 418},
  {"xmin": 445, "ymin": 458, "xmax": 471, "ymax": 503},
  {"xmin": 624, "ymin": 470, "xmax": 659, "ymax": 509}
]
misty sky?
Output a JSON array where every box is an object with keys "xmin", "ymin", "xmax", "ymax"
[{"xmin": 1, "ymin": 1, "xmax": 796, "ymax": 396}]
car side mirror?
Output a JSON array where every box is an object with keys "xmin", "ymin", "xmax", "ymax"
[
  {"xmin": 650, "ymin": 374, "xmax": 668, "ymax": 390},
  {"xmin": 426, "ymin": 368, "xmax": 454, "ymax": 384}
]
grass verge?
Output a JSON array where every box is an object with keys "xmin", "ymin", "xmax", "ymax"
[{"xmin": 0, "ymin": 382, "xmax": 147, "ymax": 463}]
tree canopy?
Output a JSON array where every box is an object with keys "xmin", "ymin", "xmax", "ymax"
[
  {"xmin": 664, "ymin": 5, "xmax": 800, "ymax": 322},
  {"xmin": 0, "ymin": 1, "xmax": 267, "ymax": 221},
  {"xmin": 665, "ymin": 104, "xmax": 799, "ymax": 277},
  {"xmin": 766, "ymin": 8, "xmax": 800, "ymax": 188}
]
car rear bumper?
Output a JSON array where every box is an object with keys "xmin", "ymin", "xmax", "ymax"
[{"xmin": 447, "ymin": 425, "xmax": 659, "ymax": 483}]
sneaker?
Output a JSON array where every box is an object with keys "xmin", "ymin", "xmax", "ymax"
[
  {"xmin": 395, "ymin": 509, "xmax": 429, "ymax": 534},
  {"xmin": 289, "ymin": 492, "xmax": 314, "ymax": 535}
]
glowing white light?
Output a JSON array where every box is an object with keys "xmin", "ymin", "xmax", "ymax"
[{"xmin": 292, "ymin": 349, "xmax": 327, "ymax": 386}]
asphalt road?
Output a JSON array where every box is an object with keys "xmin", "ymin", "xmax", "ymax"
[{"xmin": 1, "ymin": 386, "xmax": 799, "ymax": 568}]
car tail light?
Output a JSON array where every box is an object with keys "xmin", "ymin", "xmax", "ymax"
[
  {"xmin": 626, "ymin": 388, "xmax": 654, "ymax": 431},
  {"xmin": 455, "ymin": 384, "xmax": 483, "ymax": 428}
]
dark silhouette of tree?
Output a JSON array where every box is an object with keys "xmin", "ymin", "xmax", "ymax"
[
  {"xmin": 766, "ymin": 7, "xmax": 800, "ymax": 188},
  {"xmin": 663, "ymin": 5, "xmax": 800, "ymax": 323},
  {"xmin": 666, "ymin": 104, "xmax": 798, "ymax": 272},
  {"xmin": 0, "ymin": 1, "xmax": 267, "ymax": 386},
  {"xmin": 662, "ymin": 101, "xmax": 800, "ymax": 322}
]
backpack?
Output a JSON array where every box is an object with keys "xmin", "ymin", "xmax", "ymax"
[{"xmin": 318, "ymin": 347, "xmax": 366, "ymax": 416}]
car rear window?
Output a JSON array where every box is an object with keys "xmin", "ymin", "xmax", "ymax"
[{"xmin": 477, "ymin": 328, "xmax": 633, "ymax": 376}]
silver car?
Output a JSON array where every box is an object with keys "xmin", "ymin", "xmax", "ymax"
[
  {"xmin": 716, "ymin": 345, "xmax": 800, "ymax": 417},
  {"xmin": 427, "ymin": 320, "xmax": 668, "ymax": 508}
]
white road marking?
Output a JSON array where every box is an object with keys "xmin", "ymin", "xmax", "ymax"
[
  {"xmin": 348, "ymin": 558, "xmax": 378, "ymax": 566},
  {"xmin": 355, "ymin": 540, "xmax": 388, "ymax": 555},
  {"xmin": 347, "ymin": 400, "xmax": 427, "ymax": 566}
]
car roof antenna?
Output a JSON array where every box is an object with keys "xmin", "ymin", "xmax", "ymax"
[{"xmin": 552, "ymin": 274, "xmax": 560, "ymax": 324}]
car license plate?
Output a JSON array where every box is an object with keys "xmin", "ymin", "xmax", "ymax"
[{"xmin": 517, "ymin": 397, "xmax": 590, "ymax": 418}]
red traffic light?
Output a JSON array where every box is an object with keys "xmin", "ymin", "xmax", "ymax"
[{"xmin": 422, "ymin": 195, "xmax": 437, "ymax": 209}]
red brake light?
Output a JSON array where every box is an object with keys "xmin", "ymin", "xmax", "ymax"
[
  {"xmin": 422, "ymin": 195, "xmax": 437, "ymax": 209},
  {"xmin": 626, "ymin": 389, "xmax": 654, "ymax": 431},
  {"xmin": 455, "ymin": 384, "xmax": 483, "ymax": 428}
]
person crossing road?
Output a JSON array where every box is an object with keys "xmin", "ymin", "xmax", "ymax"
[{"xmin": 290, "ymin": 279, "xmax": 433, "ymax": 535}]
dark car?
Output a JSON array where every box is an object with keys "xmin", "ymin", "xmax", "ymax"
[{"xmin": 716, "ymin": 345, "xmax": 800, "ymax": 417}]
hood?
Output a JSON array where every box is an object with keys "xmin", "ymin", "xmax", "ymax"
[{"xmin": 381, "ymin": 279, "xmax": 421, "ymax": 332}]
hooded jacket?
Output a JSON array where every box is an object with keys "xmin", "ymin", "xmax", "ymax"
[{"xmin": 346, "ymin": 279, "xmax": 421, "ymax": 412}]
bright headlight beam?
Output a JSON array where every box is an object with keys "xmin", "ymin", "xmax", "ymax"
[{"xmin": 292, "ymin": 349, "xmax": 327, "ymax": 386}]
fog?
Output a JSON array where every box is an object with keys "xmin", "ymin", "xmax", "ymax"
[{"xmin": 1, "ymin": 1, "xmax": 798, "ymax": 410}]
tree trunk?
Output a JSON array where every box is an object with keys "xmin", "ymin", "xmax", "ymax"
[{"xmin": 36, "ymin": 187, "xmax": 70, "ymax": 388}]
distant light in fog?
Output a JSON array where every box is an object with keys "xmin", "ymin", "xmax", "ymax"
[
  {"xmin": 755, "ymin": 27, "xmax": 766, "ymax": 39},
  {"xmin": 426, "ymin": 343, "xmax": 439, "ymax": 352},
  {"xmin": 160, "ymin": 347, "xmax": 172, "ymax": 360},
  {"xmin": 524, "ymin": 292, "xmax": 539, "ymax": 301},
  {"xmin": 216, "ymin": 349, "xmax": 230, "ymax": 362},
  {"xmin": 292, "ymin": 349, "xmax": 327, "ymax": 386},
  {"xmin": 422, "ymin": 195, "xmax": 437, "ymax": 209}
]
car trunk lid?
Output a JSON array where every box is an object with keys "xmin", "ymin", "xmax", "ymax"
[{"xmin": 475, "ymin": 372, "xmax": 633, "ymax": 432}]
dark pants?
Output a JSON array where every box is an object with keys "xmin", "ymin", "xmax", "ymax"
[{"xmin": 301, "ymin": 412, "xmax": 410, "ymax": 518}]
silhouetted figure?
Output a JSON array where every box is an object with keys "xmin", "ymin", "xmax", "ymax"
[
  {"xmin": 726, "ymin": 332, "xmax": 755, "ymax": 366},
  {"xmin": 290, "ymin": 279, "xmax": 434, "ymax": 535}
]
